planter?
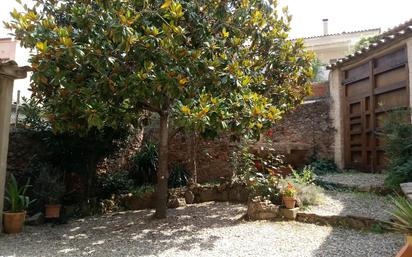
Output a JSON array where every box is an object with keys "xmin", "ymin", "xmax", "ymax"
[
  {"xmin": 282, "ymin": 196, "xmax": 296, "ymax": 209},
  {"xmin": 3, "ymin": 211, "xmax": 26, "ymax": 234},
  {"xmin": 45, "ymin": 204, "xmax": 62, "ymax": 218}
]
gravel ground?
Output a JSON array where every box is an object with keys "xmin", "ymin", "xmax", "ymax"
[
  {"xmin": 318, "ymin": 172, "xmax": 386, "ymax": 189},
  {"xmin": 0, "ymin": 202, "xmax": 403, "ymax": 257},
  {"xmin": 302, "ymin": 190, "xmax": 394, "ymax": 221}
]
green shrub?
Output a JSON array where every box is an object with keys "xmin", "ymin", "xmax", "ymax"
[
  {"xmin": 130, "ymin": 185, "xmax": 155, "ymax": 198},
  {"xmin": 387, "ymin": 195, "xmax": 412, "ymax": 234},
  {"xmin": 5, "ymin": 174, "xmax": 35, "ymax": 213},
  {"xmin": 280, "ymin": 167, "xmax": 325, "ymax": 206},
  {"xmin": 131, "ymin": 142, "xmax": 158, "ymax": 185},
  {"xmin": 20, "ymin": 97, "xmax": 50, "ymax": 131},
  {"xmin": 33, "ymin": 165, "xmax": 65, "ymax": 204},
  {"xmin": 97, "ymin": 171, "xmax": 134, "ymax": 199},
  {"xmin": 381, "ymin": 110, "xmax": 412, "ymax": 188},
  {"xmin": 309, "ymin": 158, "xmax": 340, "ymax": 175},
  {"xmin": 292, "ymin": 166, "xmax": 316, "ymax": 185},
  {"xmin": 231, "ymin": 144, "xmax": 281, "ymax": 203},
  {"xmin": 168, "ymin": 163, "xmax": 191, "ymax": 188}
]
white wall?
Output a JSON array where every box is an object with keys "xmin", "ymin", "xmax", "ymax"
[
  {"xmin": 0, "ymin": 39, "xmax": 31, "ymax": 103},
  {"xmin": 12, "ymin": 43, "xmax": 31, "ymax": 102}
]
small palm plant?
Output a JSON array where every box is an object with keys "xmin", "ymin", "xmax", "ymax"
[
  {"xmin": 388, "ymin": 195, "xmax": 412, "ymax": 234},
  {"xmin": 3, "ymin": 174, "xmax": 35, "ymax": 234},
  {"xmin": 5, "ymin": 174, "xmax": 34, "ymax": 213}
]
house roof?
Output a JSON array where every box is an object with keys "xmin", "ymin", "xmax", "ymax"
[
  {"xmin": 295, "ymin": 28, "xmax": 381, "ymax": 41},
  {"xmin": 328, "ymin": 18, "xmax": 412, "ymax": 70}
]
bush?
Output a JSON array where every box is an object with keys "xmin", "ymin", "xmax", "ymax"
[
  {"xmin": 231, "ymin": 145, "xmax": 281, "ymax": 203},
  {"xmin": 131, "ymin": 142, "xmax": 158, "ymax": 185},
  {"xmin": 294, "ymin": 183, "xmax": 325, "ymax": 206},
  {"xmin": 388, "ymin": 194, "xmax": 412, "ymax": 234},
  {"xmin": 308, "ymin": 158, "xmax": 339, "ymax": 175},
  {"xmin": 97, "ymin": 171, "xmax": 134, "ymax": 199},
  {"xmin": 33, "ymin": 164, "xmax": 65, "ymax": 205},
  {"xmin": 168, "ymin": 163, "xmax": 191, "ymax": 188},
  {"xmin": 381, "ymin": 110, "xmax": 412, "ymax": 188},
  {"xmin": 20, "ymin": 97, "xmax": 50, "ymax": 131},
  {"xmin": 279, "ymin": 166, "xmax": 325, "ymax": 206},
  {"xmin": 292, "ymin": 166, "xmax": 316, "ymax": 185},
  {"xmin": 130, "ymin": 185, "xmax": 155, "ymax": 198}
]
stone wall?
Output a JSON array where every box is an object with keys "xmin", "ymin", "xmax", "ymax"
[
  {"xmin": 269, "ymin": 99, "xmax": 335, "ymax": 162},
  {"xmin": 144, "ymin": 98, "xmax": 335, "ymax": 182},
  {"xmin": 144, "ymin": 129, "xmax": 236, "ymax": 183},
  {"xmin": 6, "ymin": 129, "xmax": 45, "ymax": 176},
  {"xmin": 7, "ymin": 98, "xmax": 335, "ymax": 184}
]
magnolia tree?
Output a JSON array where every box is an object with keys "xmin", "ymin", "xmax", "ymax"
[{"xmin": 7, "ymin": 0, "xmax": 313, "ymax": 218}]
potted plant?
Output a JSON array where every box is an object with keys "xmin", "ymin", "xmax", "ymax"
[
  {"xmin": 282, "ymin": 182, "xmax": 297, "ymax": 209},
  {"xmin": 3, "ymin": 174, "xmax": 34, "ymax": 234},
  {"xmin": 34, "ymin": 168, "xmax": 65, "ymax": 219}
]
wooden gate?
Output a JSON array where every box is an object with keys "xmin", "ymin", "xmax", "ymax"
[{"xmin": 342, "ymin": 47, "xmax": 410, "ymax": 172}]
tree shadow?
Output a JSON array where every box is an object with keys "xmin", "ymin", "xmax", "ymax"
[
  {"xmin": 306, "ymin": 190, "xmax": 404, "ymax": 257},
  {"xmin": 0, "ymin": 202, "xmax": 246, "ymax": 256}
]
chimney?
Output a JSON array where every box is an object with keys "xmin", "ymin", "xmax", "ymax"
[{"xmin": 323, "ymin": 18, "xmax": 329, "ymax": 35}]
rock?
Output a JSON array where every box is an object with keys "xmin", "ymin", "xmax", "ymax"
[
  {"xmin": 197, "ymin": 188, "xmax": 220, "ymax": 202},
  {"xmin": 167, "ymin": 197, "xmax": 186, "ymax": 209},
  {"xmin": 177, "ymin": 198, "xmax": 187, "ymax": 207},
  {"xmin": 184, "ymin": 190, "xmax": 195, "ymax": 204},
  {"xmin": 123, "ymin": 192, "xmax": 155, "ymax": 210},
  {"xmin": 280, "ymin": 207, "xmax": 299, "ymax": 220},
  {"xmin": 26, "ymin": 212, "xmax": 45, "ymax": 226},
  {"xmin": 247, "ymin": 197, "xmax": 279, "ymax": 220},
  {"xmin": 228, "ymin": 183, "xmax": 249, "ymax": 203}
]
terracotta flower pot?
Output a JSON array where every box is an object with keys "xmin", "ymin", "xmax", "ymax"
[
  {"xmin": 45, "ymin": 204, "xmax": 62, "ymax": 218},
  {"xmin": 3, "ymin": 211, "xmax": 26, "ymax": 234},
  {"xmin": 406, "ymin": 235, "xmax": 412, "ymax": 245},
  {"xmin": 282, "ymin": 196, "xmax": 296, "ymax": 209}
]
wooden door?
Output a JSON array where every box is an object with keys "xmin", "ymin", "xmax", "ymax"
[{"xmin": 342, "ymin": 47, "xmax": 410, "ymax": 172}]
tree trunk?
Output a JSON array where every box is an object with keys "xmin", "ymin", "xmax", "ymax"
[
  {"xmin": 155, "ymin": 111, "xmax": 169, "ymax": 218},
  {"xmin": 188, "ymin": 131, "xmax": 198, "ymax": 184}
]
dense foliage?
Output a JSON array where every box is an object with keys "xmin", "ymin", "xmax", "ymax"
[
  {"xmin": 352, "ymin": 36, "xmax": 379, "ymax": 53},
  {"xmin": 131, "ymin": 143, "xmax": 159, "ymax": 185},
  {"xmin": 168, "ymin": 163, "xmax": 191, "ymax": 188},
  {"xmin": 231, "ymin": 145, "xmax": 284, "ymax": 203},
  {"xmin": 308, "ymin": 158, "xmax": 340, "ymax": 175},
  {"xmin": 381, "ymin": 110, "xmax": 412, "ymax": 188},
  {"xmin": 8, "ymin": 0, "xmax": 314, "ymax": 217},
  {"xmin": 5, "ymin": 174, "xmax": 35, "ymax": 213},
  {"xmin": 388, "ymin": 195, "xmax": 412, "ymax": 234}
]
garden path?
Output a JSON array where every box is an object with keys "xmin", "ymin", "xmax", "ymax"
[{"xmin": 0, "ymin": 202, "xmax": 403, "ymax": 257}]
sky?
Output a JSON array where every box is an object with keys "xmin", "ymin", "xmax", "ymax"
[
  {"xmin": 277, "ymin": 0, "xmax": 412, "ymax": 38},
  {"xmin": 1, "ymin": 0, "xmax": 412, "ymax": 38}
]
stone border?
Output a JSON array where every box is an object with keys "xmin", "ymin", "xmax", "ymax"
[
  {"xmin": 315, "ymin": 179, "xmax": 392, "ymax": 195},
  {"xmin": 296, "ymin": 212, "xmax": 386, "ymax": 230}
]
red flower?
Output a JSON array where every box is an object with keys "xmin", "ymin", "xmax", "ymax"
[
  {"xmin": 254, "ymin": 160, "xmax": 262, "ymax": 170},
  {"xmin": 266, "ymin": 129, "xmax": 273, "ymax": 137}
]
